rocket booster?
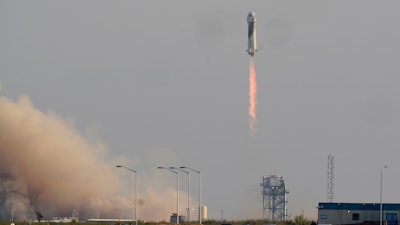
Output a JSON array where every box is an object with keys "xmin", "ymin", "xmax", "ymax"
[{"xmin": 247, "ymin": 11, "xmax": 257, "ymax": 57}]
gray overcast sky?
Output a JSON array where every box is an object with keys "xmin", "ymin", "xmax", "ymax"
[{"xmin": 1, "ymin": 0, "xmax": 400, "ymax": 221}]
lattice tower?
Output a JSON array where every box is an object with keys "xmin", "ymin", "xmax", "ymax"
[
  {"xmin": 327, "ymin": 155, "xmax": 334, "ymax": 202},
  {"xmin": 261, "ymin": 175, "xmax": 289, "ymax": 221}
]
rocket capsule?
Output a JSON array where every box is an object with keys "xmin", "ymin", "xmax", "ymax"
[{"xmin": 247, "ymin": 11, "xmax": 257, "ymax": 57}]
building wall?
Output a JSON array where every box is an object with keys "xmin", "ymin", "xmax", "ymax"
[{"xmin": 318, "ymin": 203, "xmax": 400, "ymax": 225}]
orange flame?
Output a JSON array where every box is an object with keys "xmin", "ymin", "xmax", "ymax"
[{"xmin": 249, "ymin": 59, "xmax": 257, "ymax": 136}]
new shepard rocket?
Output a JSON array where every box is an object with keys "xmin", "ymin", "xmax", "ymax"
[{"xmin": 247, "ymin": 11, "xmax": 257, "ymax": 57}]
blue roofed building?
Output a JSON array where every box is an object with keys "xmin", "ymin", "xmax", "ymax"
[{"xmin": 318, "ymin": 203, "xmax": 400, "ymax": 225}]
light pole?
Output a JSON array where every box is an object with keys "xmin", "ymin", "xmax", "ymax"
[
  {"xmin": 180, "ymin": 166, "xmax": 202, "ymax": 224},
  {"xmin": 116, "ymin": 165, "xmax": 138, "ymax": 225},
  {"xmin": 380, "ymin": 165, "xmax": 387, "ymax": 225},
  {"xmin": 158, "ymin": 166, "xmax": 180, "ymax": 224},
  {"xmin": 172, "ymin": 167, "xmax": 190, "ymax": 222}
]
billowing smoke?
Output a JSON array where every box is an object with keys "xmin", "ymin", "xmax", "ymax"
[
  {"xmin": 0, "ymin": 94, "xmax": 194, "ymax": 222},
  {"xmin": 0, "ymin": 95, "xmax": 126, "ymax": 220},
  {"xmin": 248, "ymin": 59, "xmax": 257, "ymax": 136}
]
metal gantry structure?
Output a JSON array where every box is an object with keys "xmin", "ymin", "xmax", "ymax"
[
  {"xmin": 261, "ymin": 175, "xmax": 289, "ymax": 221},
  {"xmin": 327, "ymin": 155, "xmax": 334, "ymax": 202}
]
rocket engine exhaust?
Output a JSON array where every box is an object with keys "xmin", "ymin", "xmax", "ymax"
[
  {"xmin": 249, "ymin": 59, "xmax": 257, "ymax": 136},
  {"xmin": 246, "ymin": 11, "xmax": 258, "ymax": 136}
]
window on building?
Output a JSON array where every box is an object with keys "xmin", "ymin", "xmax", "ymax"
[{"xmin": 352, "ymin": 213, "xmax": 360, "ymax": 221}]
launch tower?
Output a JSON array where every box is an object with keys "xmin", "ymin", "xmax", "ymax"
[{"xmin": 261, "ymin": 175, "xmax": 289, "ymax": 221}]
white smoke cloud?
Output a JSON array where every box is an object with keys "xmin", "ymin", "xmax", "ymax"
[
  {"xmin": 0, "ymin": 95, "xmax": 125, "ymax": 220},
  {"xmin": 0, "ymin": 94, "xmax": 195, "ymax": 222}
]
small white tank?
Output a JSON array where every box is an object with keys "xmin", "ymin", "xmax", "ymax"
[{"xmin": 201, "ymin": 206, "xmax": 207, "ymax": 220}]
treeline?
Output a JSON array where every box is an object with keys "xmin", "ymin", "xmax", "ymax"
[{"xmin": 0, "ymin": 215, "xmax": 314, "ymax": 225}]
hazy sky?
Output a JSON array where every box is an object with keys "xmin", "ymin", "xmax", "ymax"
[{"xmin": 1, "ymin": 0, "xmax": 400, "ymax": 221}]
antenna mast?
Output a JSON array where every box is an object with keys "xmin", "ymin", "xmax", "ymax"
[{"xmin": 327, "ymin": 155, "xmax": 334, "ymax": 202}]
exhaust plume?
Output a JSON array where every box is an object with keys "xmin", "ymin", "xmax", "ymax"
[
  {"xmin": 0, "ymin": 94, "xmax": 193, "ymax": 222},
  {"xmin": 0, "ymin": 95, "xmax": 126, "ymax": 220},
  {"xmin": 248, "ymin": 59, "xmax": 257, "ymax": 136}
]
